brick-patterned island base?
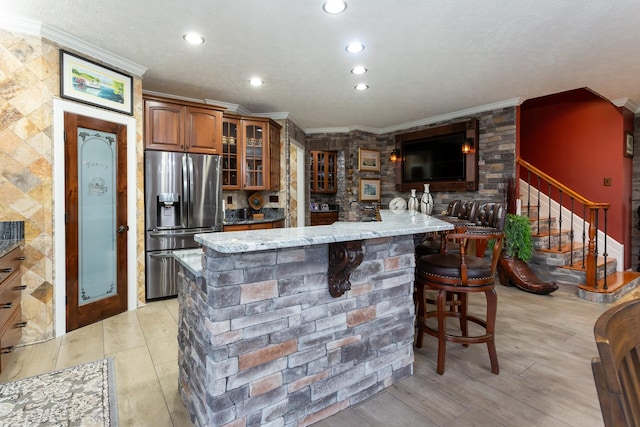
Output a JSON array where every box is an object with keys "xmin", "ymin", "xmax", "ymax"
[{"xmin": 176, "ymin": 211, "xmax": 453, "ymax": 426}]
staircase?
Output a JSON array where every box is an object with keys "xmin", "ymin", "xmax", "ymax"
[
  {"xmin": 523, "ymin": 208, "xmax": 640, "ymax": 302},
  {"xmin": 517, "ymin": 157, "xmax": 640, "ymax": 303}
]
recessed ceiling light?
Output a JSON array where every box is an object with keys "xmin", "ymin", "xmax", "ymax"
[
  {"xmin": 322, "ymin": 0, "xmax": 347, "ymax": 14},
  {"xmin": 183, "ymin": 32, "xmax": 205, "ymax": 45},
  {"xmin": 249, "ymin": 78, "xmax": 264, "ymax": 87},
  {"xmin": 355, "ymin": 83, "xmax": 369, "ymax": 91},
  {"xmin": 351, "ymin": 66, "xmax": 367, "ymax": 75},
  {"xmin": 345, "ymin": 42, "xmax": 365, "ymax": 54}
]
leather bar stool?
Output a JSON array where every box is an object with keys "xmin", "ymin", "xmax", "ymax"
[{"xmin": 415, "ymin": 231, "xmax": 504, "ymax": 375}]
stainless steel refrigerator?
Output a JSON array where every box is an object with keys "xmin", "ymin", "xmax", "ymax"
[{"xmin": 144, "ymin": 151, "xmax": 222, "ymax": 299}]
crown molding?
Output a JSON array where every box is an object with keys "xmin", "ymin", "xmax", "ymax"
[
  {"xmin": 611, "ymin": 97, "xmax": 640, "ymax": 113},
  {"xmin": 0, "ymin": 15, "xmax": 147, "ymax": 77},
  {"xmin": 305, "ymin": 98, "xmax": 525, "ymax": 135}
]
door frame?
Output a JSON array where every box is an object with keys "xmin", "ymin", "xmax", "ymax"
[{"xmin": 53, "ymin": 98, "xmax": 138, "ymax": 337}]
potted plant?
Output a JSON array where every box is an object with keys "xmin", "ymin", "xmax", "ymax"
[{"xmin": 498, "ymin": 213, "xmax": 558, "ymax": 294}]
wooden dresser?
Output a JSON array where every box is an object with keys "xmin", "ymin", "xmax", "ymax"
[{"xmin": 0, "ymin": 245, "xmax": 26, "ymax": 373}]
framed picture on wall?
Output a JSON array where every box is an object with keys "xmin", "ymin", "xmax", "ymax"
[
  {"xmin": 624, "ymin": 132, "xmax": 634, "ymax": 158},
  {"xmin": 358, "ymin": 148, "xmax": 380, "ymax": 172},
  {"xmin": 60, "ymin": 50, "xmax": 134, "ymax": 115},
  {"xmin": 359, "ymin": 178, "xmax": 381, "ymax": 201}
]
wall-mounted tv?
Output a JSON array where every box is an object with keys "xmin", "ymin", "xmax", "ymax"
[{"xmin": 396, "ymin": 119, "xmax": 479, "ymax": 192}]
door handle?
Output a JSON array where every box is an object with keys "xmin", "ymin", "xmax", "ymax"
[{"xmin": 117, "ymin": 225, "xmax": 129, "ymax": 233}]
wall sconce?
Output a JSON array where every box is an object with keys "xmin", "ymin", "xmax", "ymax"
[
  {"xmin": 461, "ymin": 138, "xmax": 475, "ymax": 154},
  {"xmin": 389, "ymin": 149, "xmax": 400, "ymax": 162}
]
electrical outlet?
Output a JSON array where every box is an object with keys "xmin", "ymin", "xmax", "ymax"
[{"xmin": 604, "ymin": 177, "xmax": 612, "ymax": 186}]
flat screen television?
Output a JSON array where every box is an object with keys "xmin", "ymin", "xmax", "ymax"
[
  {"xmin": 402, "ymin": 131, "xmax": 466, "ymax": 182},
  {"xmin": 396, "ymin": 119, "xmax": 478, "ymax": 192}
]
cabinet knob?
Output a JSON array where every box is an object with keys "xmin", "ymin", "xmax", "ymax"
[
  {"xmin": 16, "ymin": 256, "xmax": 26, "ymax": 261},
  {"xmin": 0, "ymin": 268, "xmax": 12, "ymax": 273},
  {"xmin": 0, "ymin": 302, "xmax": 13, "ymax": 309},
  {"xmin": 16, "ymin": 321, "xmax": 27, "ymax": 328},
  {"xmin": 1, "ymin": 346, "xmax": 14, "ymax": 354},
  {"xmin": 14, "ymin": 285, "xmax": 27, "ymax": 291}
]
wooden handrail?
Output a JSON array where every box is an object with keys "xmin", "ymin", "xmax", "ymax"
[
  {"xmin": 517, "ymin": 158, "xmax": 610, "ymax": 209},
  {"xmin": 517, "ymin": 157, "xmax": 610, "ymax": 290}
]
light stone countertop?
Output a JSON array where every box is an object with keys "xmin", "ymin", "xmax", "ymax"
[
  {"xmin": 195, "ymin": 210, "xmax": 453, "ymax": 254},
  {"xmin": 172, "ymin": 248, "xmax": 204, "ymax": 277}
]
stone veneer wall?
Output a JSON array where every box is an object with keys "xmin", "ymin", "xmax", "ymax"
[
  {"xmin": 0, "ymin": 28, "xmax": 145, "ymax": 342},
  {"xmin": 305, "ymin": 107, "xmax": 517, "ymax": 222},
  {"xmin": 178, "ymin": 235, "xmax": 416, "ymax": 426}
]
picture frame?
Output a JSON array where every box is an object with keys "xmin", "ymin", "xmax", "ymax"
[
  {"xmin": 358, "ymin": 148, "xmax": 380, "ymax": 172},
  {"xmin": 359, "ymin": 178, "xmax": 381, "ymax": 202},
  {"xmin": 625, "ymin": 132, "xmax": 634, "ymax": 158},
  {"xmin": 60, "ymin": 50, "xmax": 134, "ymax": 115}
]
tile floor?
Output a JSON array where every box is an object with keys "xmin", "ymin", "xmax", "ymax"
[
  {"xmin": 0, "ymin": 298, "xmax": 192, "ymax": 427},
  {"xmin": 1, "ymin": 284, "xmax": 622, "ymax": 426}
]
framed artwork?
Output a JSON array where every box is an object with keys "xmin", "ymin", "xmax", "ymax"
[
  {"xmin": 359, "ymin": 178, "xmax": 381, "ymax": 201},
  {"xmin": 60, "ymin": 50, "xmax": 134, "ymax": 115},
  {"xmin": 358, "ymin": 148, "xmax": 380, "ymax": 172},
  {"xmin": 625, "ymin": 132, "xmax": 634, "ymax": 158}
]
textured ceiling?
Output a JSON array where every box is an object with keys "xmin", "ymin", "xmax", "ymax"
[{"xmin": 4, "ymin": 0, "xmax": 640, "ymax": 131}]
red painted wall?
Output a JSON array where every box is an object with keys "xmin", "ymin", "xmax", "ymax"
[{"xmin": 520, "ymin": 88, "xmax": 633, "ymax": 268}]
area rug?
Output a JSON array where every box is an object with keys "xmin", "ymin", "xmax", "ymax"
[{"xmin": 0, "ymin": 358, "xmax": 118, "ymax": 426}]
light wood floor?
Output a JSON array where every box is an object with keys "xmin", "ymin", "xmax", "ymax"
[{"xmin": 0, "ymin": 285, "xmax": 618, "ymax": 426}]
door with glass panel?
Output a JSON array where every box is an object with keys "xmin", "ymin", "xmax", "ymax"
[{"xmin": 64, "ymin": 113, "xmax": 127, "ymax": 331}]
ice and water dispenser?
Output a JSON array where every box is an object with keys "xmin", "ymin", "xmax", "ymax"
[{"xmin": 157, "ymin": 192, "xmax": 181, "ymax": 228}]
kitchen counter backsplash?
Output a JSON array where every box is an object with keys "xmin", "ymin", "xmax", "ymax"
[
  {"xmin": 225, "ymin": 207, "xmax": 284, "ymax": 222},
  {"xmin": 0, "ymin": 221, "xmax": 24, "ymax": 241}
]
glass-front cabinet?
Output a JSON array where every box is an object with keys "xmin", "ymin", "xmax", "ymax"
[
  {"xmin": 221, "ymin": 116, "xmax": 280, "ymax": 191},
  {"xmin": 310, "ymin": 150, "xmax": 337, "ymax": 193},
  {"xmin": 222, "ymin": 115, "xmax": 240, "ymax": 189},
  {"xmin": 242, "ymin": 120, "xmax": 266, "ymax": 190}
]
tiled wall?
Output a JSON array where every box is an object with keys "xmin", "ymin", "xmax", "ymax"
[
  {"xmin": 0, "ymin": 28, "xmax": 145, "ymax": 343},
  {"xmin": 178, "ymin": 235, "xmax": 416, "ymax": 426},
  {"xmin": 305, "ymin": 107, "xmax": 517, "ymax": 223}
]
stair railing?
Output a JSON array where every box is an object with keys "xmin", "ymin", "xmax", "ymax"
[{"xmin": 517, "ymin": 158, "xmax": 611, "ymax": 289}]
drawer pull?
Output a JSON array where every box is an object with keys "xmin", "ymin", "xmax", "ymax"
[
  {"xmin": 13, "ymin": 285, "xmax": 27, "ymax": 291},
  {"xmin": 16, "ymin": 322, "xmax": 27, "ymax": 328},
  {"xmin": 0, "ymin": 302, "xmax": 13, "ymax": 309},
  {"xmin": 16, "ymin": 256, "xmax": 26, "ymax": 261},
  {"xmin": 1, "ymin": 346, "xmax": 14, "ymax": 354},
  {"xmin": 0, "ymin": 268, "xmax": 12, "ymax": 273}
]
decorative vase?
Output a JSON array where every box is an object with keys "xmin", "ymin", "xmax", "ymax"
[
  {"xmin": 420, "ymin": 184, "xmax": 433, "ymax": 215},
  {"xmin": 407, "ymin": 189, "xmax": 419, "ymax": 211}
]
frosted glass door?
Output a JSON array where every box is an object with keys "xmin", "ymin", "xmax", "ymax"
[{"xmin": 77, "ymin": 127, "xmax": 117, "ymax": 305}]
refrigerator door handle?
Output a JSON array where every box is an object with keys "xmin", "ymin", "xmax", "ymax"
[
  {"xmin": 188, "ymin": 155, "xmax": 195, "ymax": 225},
  {"xmin": 181, "ymin": 154, "xmax": 189, "ymax": 228}
]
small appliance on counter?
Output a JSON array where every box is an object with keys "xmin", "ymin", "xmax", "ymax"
[{"xmin": 144, "ymin": 151, "xmax": 223, "ymax": 299}]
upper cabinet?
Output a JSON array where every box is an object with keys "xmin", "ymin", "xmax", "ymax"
[
  {"xmin": 310, "ymin": 150, "xmax": 337, "ymax": 193},
  {"xmin": 222, "ymin": 115, "xmax": 281, "ymax": 191},
  {"xmin": 144, "ymin": 97, "xmax": 223, "ymax": 154}
]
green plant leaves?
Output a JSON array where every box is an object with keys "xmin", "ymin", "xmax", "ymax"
[{"xmin": 504, "ymin": 213, "xmax": 534, "ymax": 262}]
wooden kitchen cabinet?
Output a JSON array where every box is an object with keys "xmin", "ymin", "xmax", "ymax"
[
  {"xmin": 144, "ymin": 97, "xmax": 223, "ymax": 154},
  {"xmin": 310, "ymin": 151, "xmax": 337, "ymax": 193},
  {"xmin": 310, "ymin": 211, "xmax": 339, "ymax": 225},
  {"xmin": 222, "ymin": 115, "xmax": 281, "ymax": 191},
  {"xmin": 0, "ymin": 246, "xmax": 26, "ymax": 373},
  {"xmin": 224, "ymin": 220, "xmax": 284, "ymax": 232}
]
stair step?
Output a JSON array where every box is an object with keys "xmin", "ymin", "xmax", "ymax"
[{"xmin": 578, "ymin": 271, "xmax": 640, "ymax": 303}]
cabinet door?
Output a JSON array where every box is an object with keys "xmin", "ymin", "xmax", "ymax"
[
  {"xmin": 222, "ymin": 117, "xmax": 241, "ymax": 190},
  {"xmin": 310, "ymin": 151, "xmax": 337, "ymax": 193},
  {"xmin": 185, "ymin": 107, "xmax": 222, "ymax": 154},
  {"xmin": 144, "ymin": 100, "xmax": 184, "ymax": 151},
  {"xmin": 242, "ymin": 120, "xmax": 267, "ymax": 190},
  {"xmin": 268, "ymin": 123, "xmax": 280, "ymax": 191}
]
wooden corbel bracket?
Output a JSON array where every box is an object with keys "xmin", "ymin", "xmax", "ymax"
[{"xmin": 328, "ymin": 241, "xmax": 364, "ymax": 297}]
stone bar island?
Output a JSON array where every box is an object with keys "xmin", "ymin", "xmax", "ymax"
[{"xmin": 176, "ymin": 210, "xmax": 453, "ymax": 427}]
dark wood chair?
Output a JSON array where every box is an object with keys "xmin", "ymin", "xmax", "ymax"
[
  {"xmin": 592, "ymin": 298, "xmax": 640, "ymax": 427},
  {"xmin": 415, "ymin": 231, "xmax": 504, "ymax": 375}
]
